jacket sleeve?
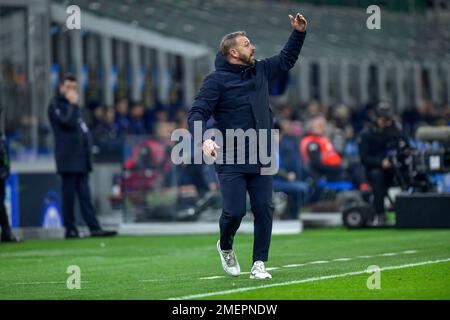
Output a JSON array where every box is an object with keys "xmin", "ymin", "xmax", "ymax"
[
  {"xmin": 0, "ymin": 138, "xmax": 9, "ymax": 177},
  {"xmin": 187, "ymin": 73, "xmax": 221, "ymax": 138},
  {"xmin": 48, "ymin": 99, "xmax": 80, "ymax": 129},
  {"xmin": 260, "ymin": 30, "xmax": 306, "ymax": 81}
]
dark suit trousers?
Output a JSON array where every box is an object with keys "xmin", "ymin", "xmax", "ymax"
[
  {"xmin": 218, "ymin": 172, "xmax": 274, "ymax": 263},
  {"xmin": 367, "ymin": 168, "xmax": 393, "ymax": 216},
  {"xmin": 61, "ymin": 173, "xmax": 101, "ymax": 232}
]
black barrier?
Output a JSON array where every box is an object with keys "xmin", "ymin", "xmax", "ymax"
[
  {"xmin": 0, "ymin": 300, "xmax": 443, "ymax": 319},
  {"xmin": 396, "ymin": 193, "xmax": 450, "ymax": 228}
]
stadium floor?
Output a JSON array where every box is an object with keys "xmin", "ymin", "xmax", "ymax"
[{"xmin": 0, "ymin": 227, "xmax": 449, "ymax": 300}]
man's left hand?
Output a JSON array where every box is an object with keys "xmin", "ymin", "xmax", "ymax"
[{"xmin": 289, "ymin": 13, "xmax": 307, "ymax": 32}]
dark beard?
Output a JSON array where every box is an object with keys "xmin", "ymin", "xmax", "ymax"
[{"xmin": 238, "ymin": 53, "xmax": 255, "ymax": 66}]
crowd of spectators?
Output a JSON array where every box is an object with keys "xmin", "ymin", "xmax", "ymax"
[
  {"xmin": 271, "ymin": 99, "xmax": 449, "ymax": 218},
  {"xmin": 85, "ymin": 98, "xmax": 188, "ymax": 160},
  {"xmin": 4, "ymin": 93, "xmax": 450, "ymax": 219},
  {"xmin": 85, "ymin": 98, "xmax": 216, "ymax": 207},
  {"xmin": 86, "ymin": 97, "xmax": 449, "ymax": 184},
  {"xmin": 273, "ymin": 99, "xmax": 450, "ymax": 165},
  {"xmin": 84, "ymin": 97, "xmax": 450, "ymax": 176}
]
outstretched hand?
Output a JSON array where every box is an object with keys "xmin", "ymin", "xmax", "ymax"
[
  {"xmin": 202, "ymin": 139, "xmax": 220, "ymax": 161},
  {"xmin": 289, "ymin": 13, "xmax": 307, "ymax": 32}
]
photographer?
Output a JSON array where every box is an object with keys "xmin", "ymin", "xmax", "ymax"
[{"xmin": 359, "ymin": 103, "xmax": 406, "ymax": 225}]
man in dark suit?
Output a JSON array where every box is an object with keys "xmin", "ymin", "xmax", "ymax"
[
  {"xmin": 188, "ymin": 13, "xmax": 307, "ymax": 279},
  {"xmin": 0, "ymin": 122, "xmax": 19, "ymax": 243},
  {"xmin": 48, "ymin": 75, "xmax": 117, "ymax": 239}
]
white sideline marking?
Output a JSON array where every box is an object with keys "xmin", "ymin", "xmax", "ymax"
[
  {"xmin": 199, "ymin": 276, "xmax": 225, "ymax": 280},
  {"xmin": 282, "ymin": 264, "xmax": 305, "ymax": 268},
  {"xmin": 200, "ymin": 268, "xmax": 278, "ymax": 280},
  {"xmin": 13, "ymin": 281, "xmax": 89, "ymax": 285},
  {"xmin": 332, "ymin": 258, "xmax": 352, "ymax": 262},
  {"xmin": 199, "ymin": 250, "xmax": 419, "ymax": 280},
  {"xmin": 170, "ymin": 258, "xmax": 450, "ymax": 300},
  {"xmin": 14, "ymin": 281, "xmax": 64, "ymax": 285},
  {"xmin": 381, "ymin": 253, "xmax": 397, "ymax": 257}
]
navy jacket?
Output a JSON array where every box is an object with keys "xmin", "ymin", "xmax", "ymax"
[
  {"xmin": 48, "ymin": 94, "xmax": 92, "ymax": 173},
  {"xmin": 188, "ymin": 30, "xmax": 306, "ymax": 173}
]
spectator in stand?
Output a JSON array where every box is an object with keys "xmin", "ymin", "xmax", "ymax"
[
  {"xmin": 153, "ymin": 120, "xmax": 175, "ymax": 145},
  {"xmin": 174, "ymin": 114, "xmax": 218, "ymax": 220},
  {"xmin": 300, "ymin": 114, "xmax": 344, "ymax": 182},
  {"xmin": 277, "ymin": 104, "xmax": 303, "ymax": 136},
  {"xmin": 274, "ymin": 119, "xmax": 308, "ymax": 219},
  {"xmin": 145, "ymin": 102, "xmax": 170, "ymax": 134},
  {"xmin": 152, "ymin": 120, "xmax": 176, "ymax": 185},
  {"xmin": 351, "ymin": 102, "xmax": 376, "ymax": 134},
  {"xmin": 300, "ymin": 100, "xmax": 322, "ymax": 121},
  {"xmin": 170, "ymin": 106, "xmax": 188, "ymax": 125},
  {"xmin": 417, "ymin": 100, "xmax": 440, "ymax": 125},
  {"xmin": 128, "ymin": 102, "xmax": 148, "ymax": 135},
  {"xmin": 91, "ymin": 106, "xmax": 124, "ymax": 156},
  {"xmin": 90, "ymin": 104, "xmax": 105, "ymax": 129},
  {"xmin": 114, "ymin": 98, "xmax": 130, "ymax": 136},
  {"xmin": 327, "ymin": 103, "xmax": 353, "ymax": 155},
  {"xmin": 278, "ymin": 103, "xmax": 299, "ymax": 121},
  {"xmin": 154, "ymin": 105, "xmax": 170, "ymax": 122},
  {"xmin": 402, "ymin": 100, "xmax": 440, "ymax": 137}
]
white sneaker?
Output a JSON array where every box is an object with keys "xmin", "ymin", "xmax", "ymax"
[
  {"xmin": 250, "ymin": 261, "xmax": 272, "ymax": 279},
  {"xmin": 217, "ymin": 240, "xmax": 240, "ymax": 277}
]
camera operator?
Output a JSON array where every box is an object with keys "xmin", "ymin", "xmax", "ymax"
[{"xmin": 359, "ymin": 102, "xmax": 406, "ymax": 225}]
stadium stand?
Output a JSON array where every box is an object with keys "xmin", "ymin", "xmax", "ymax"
[
  {"xmin": 1, "ymin": 0, "xmax": 449, "ymax": 234},
  {"xmin": 51, "ymin": 0, "xmax": 450, "ymax": 61}
]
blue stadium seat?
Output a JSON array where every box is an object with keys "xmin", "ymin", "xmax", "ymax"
[{"xmin": 316, "ymin": 179, "xmax": 354, "ymax": 191}]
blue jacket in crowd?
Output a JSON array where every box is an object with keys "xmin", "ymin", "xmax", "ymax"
[{"xmin": 188, "ymin": 29, "xmax": 306, "ymax": 173}]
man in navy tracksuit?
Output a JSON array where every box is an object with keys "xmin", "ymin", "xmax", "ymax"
[{"xmin": 188, "ymin": 13, "xmax": 307, "ymax": 279}]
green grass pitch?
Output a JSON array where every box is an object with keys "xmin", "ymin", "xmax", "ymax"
[{"xmin": 0, "ymin": 227, "xmax": 449, "ymax": 300}]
